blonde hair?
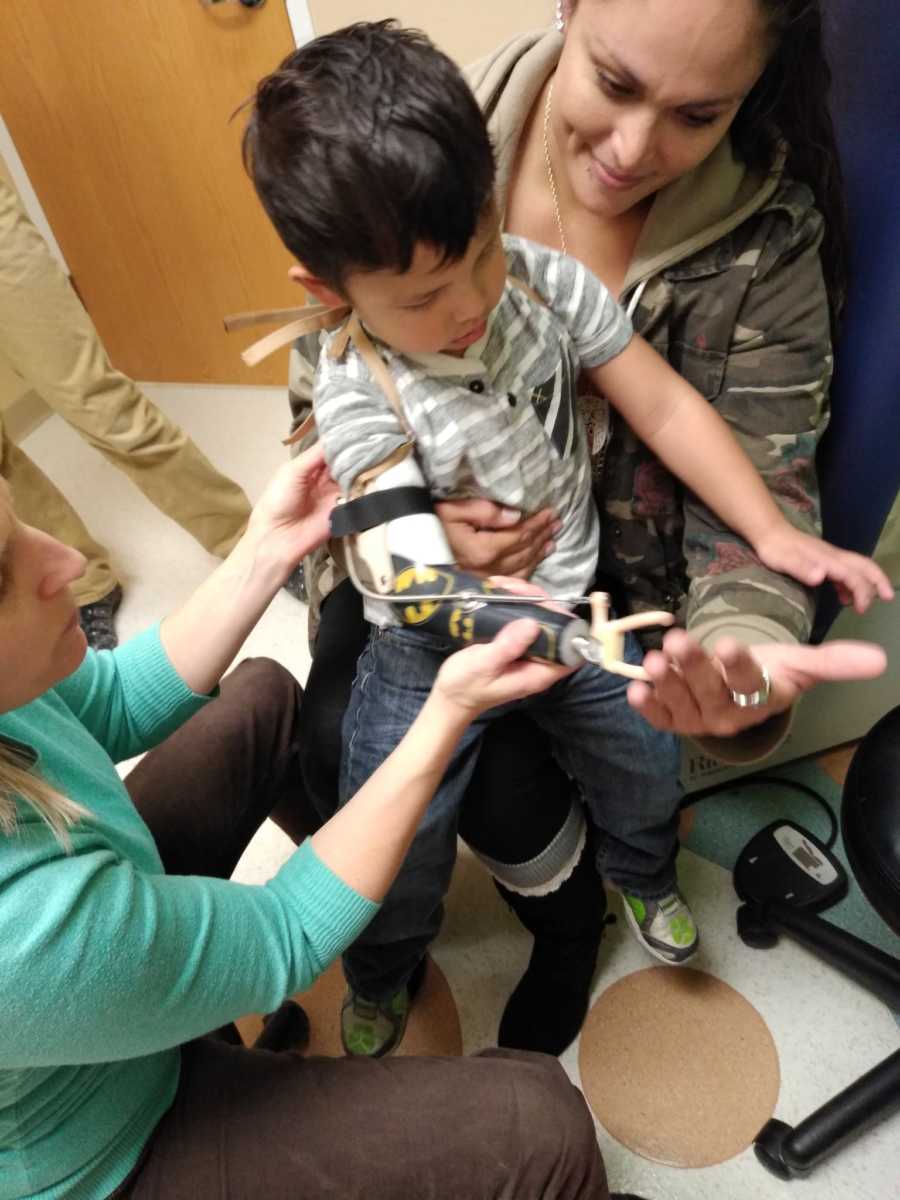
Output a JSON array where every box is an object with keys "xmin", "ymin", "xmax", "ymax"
[
  {"xmin": 0, "ymin": 479, "xmax": 88, "ymax": 846},
  {"xmin": 0, "ymin": 741, "xmax": 89, "ymax": 847}
]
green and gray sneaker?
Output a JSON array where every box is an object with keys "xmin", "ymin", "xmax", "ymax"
[
  {"xmin": 341, "ymin": 985, "xmax": 411, "ymax": 1057},
  {"xmin": 341, "ymin": 957, "xmax": 429, "ymax": 1057},
  {"xmin": 622, "ymin": 888, "xmax": 698, "ymax": 964}
]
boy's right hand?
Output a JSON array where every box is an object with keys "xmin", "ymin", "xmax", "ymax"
[
  {"xmin": 434, "ymin": 618, "xmax": 572, "ymax": 716},
  {"xmin": 435, "ymin": 498, "xmax": 559, "ymax": 578}
]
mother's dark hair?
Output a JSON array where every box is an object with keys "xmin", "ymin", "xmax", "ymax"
[{"xmin": 732, "ymin": 0, "xmax": 848, "ymax": 337}]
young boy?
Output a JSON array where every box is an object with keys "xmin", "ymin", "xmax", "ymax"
[{"xmin": 243, "ymin": 21, "xmax": 891, "ymax": 1056}]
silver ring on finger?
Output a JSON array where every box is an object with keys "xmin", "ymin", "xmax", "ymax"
[{"xmin": 730, "ymin": 665, "xmax": 772, "ymax": 709}]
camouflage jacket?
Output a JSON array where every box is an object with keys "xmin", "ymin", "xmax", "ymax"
[{"xmin": 289, "ymin": 31, "xmax": 831, "ymax": 672}]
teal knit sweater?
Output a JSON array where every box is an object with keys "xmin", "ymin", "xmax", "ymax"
[{"xmin": 0, "ymin": 627, "xmax": 378, "ymax": 1199}]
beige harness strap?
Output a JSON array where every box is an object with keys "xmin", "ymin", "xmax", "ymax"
[
  {"xmin": 228, "ymin": 270, "xmax": 546, "ymax": 369},
  {"xmin": 508, "ymin": 275, "xmax": 547, "ymax": 308},
  {"xmin": 222, "ymin": 304, "xmax": 312, "ymax": 332},
  {"xmin": 282, "ymin": 410, "xmax": 316, "ymax": 448},
  {"xmin": 235, "ymin": 303, "xmax": 352, "ymax": 367},
  {"xmin": 229, "ymin": 270, "xmax": 545, "ymax": 446},
  {"xmin": 338, "ymin": 316, "xmax": 413, "ymax": 438},
  {"xmin": 349, "ymin": 441, "xmax": 414, "ymax": 498}
]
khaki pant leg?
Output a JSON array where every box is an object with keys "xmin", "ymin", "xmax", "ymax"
[
  {"xmin": 0, "ymin": 410, "xmax": 116, "ymax": 603},
  {"xmin": 0, "ymin": 182, "xmax": 251, "ymax": 560}
]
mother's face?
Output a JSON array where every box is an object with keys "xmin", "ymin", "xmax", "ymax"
[
  {"xmin": 553, "ymin": 0, "xmax": 770, "ymax": 217},
  {"xmin": 0, "ymin": 485, "xmax": 87, "ymax": 712}
]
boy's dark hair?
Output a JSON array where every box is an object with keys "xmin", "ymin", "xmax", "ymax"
[{"xmin": 243, "ymin": 21, "xmax": 496, "ymax": 293}]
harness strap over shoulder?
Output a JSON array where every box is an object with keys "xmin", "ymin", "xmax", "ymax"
[
  {"xmin": 336, "ymin": 315, "xmax": 412, "ymax": 438},
  {"xmin": 507, "ymin": 275, "xmax": 546, "ymax": 307},
  {"xmin": 222, "ymin": 305, "xmax": 312, "ymax": 332},
  {"xmin": 232, "ymin": 303, "xmax": 352, "ymax": 368},
  {"xmin": 226, "ymin": 272, "xmax": 546, "ymax": 444}
]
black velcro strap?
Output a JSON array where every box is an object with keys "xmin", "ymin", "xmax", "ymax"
[{"xmin": 330, "ymin": 487, "xmax": 435, "ymax": 537}]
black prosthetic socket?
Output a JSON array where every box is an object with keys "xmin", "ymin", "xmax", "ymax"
[{"xmin": 495, "ymin": 826, "xmax": 610, "ymax": 1057}]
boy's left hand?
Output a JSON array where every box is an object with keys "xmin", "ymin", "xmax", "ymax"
[{"xmin": 754, "ymin": 526, "xmax": 894, "ymax": 613}]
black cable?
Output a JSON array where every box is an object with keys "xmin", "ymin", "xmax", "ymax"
[{"xmin": 687, "ymin": 773, "xmax": 839, "ymax": 850}]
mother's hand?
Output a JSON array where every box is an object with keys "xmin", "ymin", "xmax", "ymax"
[
  {"xmin": 434, "ymin": 498, "xmax": 558, "ymax": 578},
  {"xmin": 627, "ymin": 627, "xmax": 888, "ymax": 738}
]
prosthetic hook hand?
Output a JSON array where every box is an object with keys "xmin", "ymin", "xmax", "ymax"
[{"xmin": 331, "ymin": 459, "xmax": 674, "ymax": 678}]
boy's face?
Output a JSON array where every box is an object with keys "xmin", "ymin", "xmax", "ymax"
[{"xmin": 340, "ymin": 209, "xmax": 507, "ymax": 357}]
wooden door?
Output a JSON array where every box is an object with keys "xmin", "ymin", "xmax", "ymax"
[{"xmin": 0, "ymin": 2, "xmax": 299, "ymax": 384}]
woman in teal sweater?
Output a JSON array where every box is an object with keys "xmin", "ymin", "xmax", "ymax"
[{"xmin": 0, "ymin": 446, "xmax": 607, "ymax": 1200}]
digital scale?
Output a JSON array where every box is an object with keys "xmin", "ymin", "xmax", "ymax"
[{"xmin": 733, "ymin": 818, "xmax": 849, "ymax": 912}]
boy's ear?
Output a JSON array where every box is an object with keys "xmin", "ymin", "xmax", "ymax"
[{"xmin": 288, "ymin": 264, "xmax": 345, "ymax": 309}]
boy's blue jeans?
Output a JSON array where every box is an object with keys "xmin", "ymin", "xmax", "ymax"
[{"xmin": 339, "ymin": 624, "xmax": 682, "ymax": 1002}]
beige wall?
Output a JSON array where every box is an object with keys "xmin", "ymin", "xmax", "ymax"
[{"xmin": 306, "ymin": 1, "xmax": 552, "ymax": 66}]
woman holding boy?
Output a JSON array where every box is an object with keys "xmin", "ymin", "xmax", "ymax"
[{"xmin": 293, "ymin": 0, "xmax": 888, "ymax": 1057}]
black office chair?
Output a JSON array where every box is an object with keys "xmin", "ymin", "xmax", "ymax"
[{"xmin": 736, "ymin": 703, "xmax": 900, "ymax": 1178}]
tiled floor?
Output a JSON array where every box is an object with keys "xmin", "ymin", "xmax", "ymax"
[{"xmin": 21, "ymin": 383, "xmax": 899, "ymax": 1200}]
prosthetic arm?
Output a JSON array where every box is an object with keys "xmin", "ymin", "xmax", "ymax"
[{"xmin": 332, "ymin": 458, "xmax": 674, "ymax": 677}]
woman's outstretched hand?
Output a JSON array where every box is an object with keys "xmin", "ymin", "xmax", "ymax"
[{"xmin": 627, "ymin": 627, "xmax": 888, "ymax": 739}]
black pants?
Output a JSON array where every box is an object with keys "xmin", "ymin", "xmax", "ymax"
[
  {"xmin": 299, "ymin": 581, "xmax": 577, "ymax": 864},
  {"xmin": 114, "ymin": 657, "xmax": 607, "ymax": 1199}
]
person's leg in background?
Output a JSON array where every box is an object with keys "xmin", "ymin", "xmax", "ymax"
[
  {"xmin": 460, "ymin": 713, "xmax": 610, "ymax": 1057},
  {"xmin": 0, "ymin": 179, "xmax": 252, "ymax": 645},
  {"xmin": 0, "ymin": 409, "xmax": 117, "ymax": 597},
  {"xmin": 0, "ymin": 414, "xmax": 124, "ymax": 648}
]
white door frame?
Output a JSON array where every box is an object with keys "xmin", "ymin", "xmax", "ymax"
[{"xmin": 284, "ymin": 0, "xmax": 315, "ymax": 46}]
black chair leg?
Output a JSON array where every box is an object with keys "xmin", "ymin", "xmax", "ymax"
[{"xmin": 754, "ymin": 1049, "xmax": 900, "ymax": 1179}]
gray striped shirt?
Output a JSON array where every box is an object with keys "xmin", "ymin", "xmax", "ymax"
[{"xmin": 314, "ymin": 234, "xmax": 632, "ymax": 597}]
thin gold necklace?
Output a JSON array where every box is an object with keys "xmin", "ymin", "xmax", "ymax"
[{"xmin": 542, "ymin": 80, "xmax": 567, "ymax": 254}]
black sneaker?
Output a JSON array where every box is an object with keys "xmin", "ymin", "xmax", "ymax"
[
  {"xmin": 78, "ymin": 584, "xmax": 123, "ymax": 651},
  {"xmin": 282, "ymin": 564, "xmax": 308, "ymax": 604}
]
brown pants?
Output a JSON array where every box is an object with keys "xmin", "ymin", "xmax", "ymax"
[{"xmin": 116, "ymin": 658, "xmax": 609, "ymax": 1200}]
